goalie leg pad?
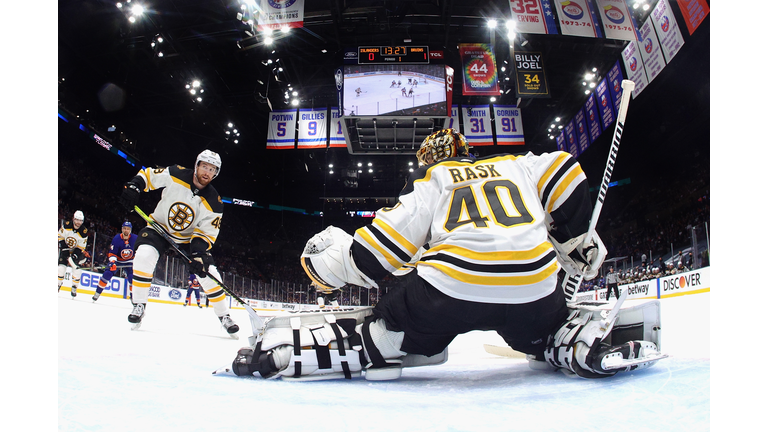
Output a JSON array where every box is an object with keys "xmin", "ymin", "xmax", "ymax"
[{"xmin": 544, "ymin": 299, "xmax": 665, "ymax": 378}]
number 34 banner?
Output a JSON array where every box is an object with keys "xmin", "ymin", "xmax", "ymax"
[
  {"xmin": 514, "ymin": 51, "xmax": 550, "ymax": 98},
  {"xmin": 459, "ymin": 44, "xmax": 500, "ymax": 96}
]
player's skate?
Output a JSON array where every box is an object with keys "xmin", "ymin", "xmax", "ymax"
[
  {"xmin": 219, "ymin": 314, "xmax": 240, "ymax": 339},
  {"xmin": 128, "ymin": 303, "xmax": 145, "ymax": 330},
  {"xmin": 70, "ymin": 286, "xmax": 77, "ymax": 298},
  {"xmin": 542, "ymin": 292, "xmax": 668, "ymax": 378},
  {"xmin": 92, "ymin": 291, "xmax": 100, "ymax": 302}
]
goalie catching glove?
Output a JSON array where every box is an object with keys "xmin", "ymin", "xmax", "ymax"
[
  {"xmin": 300, "ymin": 226, "xmax": 378, "ymax": 290},
  {"xmin": 550, "ymin": 232, "xmax": 606, "ymax": 280}
]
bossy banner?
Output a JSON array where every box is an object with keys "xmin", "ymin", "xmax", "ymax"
[{"xmin": 514, "ymin": 51, "xmax": 550, "ymax": 98}]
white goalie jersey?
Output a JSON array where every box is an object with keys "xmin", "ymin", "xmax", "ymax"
[
  {"xmin": 135, "ymin": 165, "xmax": 224, "ymax": 250},
  {"xmin": 351, "ymin": 151, "xmax": 590, "ymax": 304}
]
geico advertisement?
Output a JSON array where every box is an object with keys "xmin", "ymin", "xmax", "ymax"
[
  {"xmin": 78, "ymin": 270, "xmax": 127, "ymax": 296},
  {"xmin": 658, "ymin": 267, "xmax": 710, "ymax": 298}
]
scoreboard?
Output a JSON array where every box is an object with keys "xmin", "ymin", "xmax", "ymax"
[{"xmin": 358, "ymin": 46, "xmax": 430, "ymax": 64}]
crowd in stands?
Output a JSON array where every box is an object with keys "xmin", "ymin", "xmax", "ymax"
[{"xmin": 59, "ymin": 124, "xmax": 709, "ymax": 306}]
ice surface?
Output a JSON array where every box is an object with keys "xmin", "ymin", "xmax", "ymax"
[{"xmin": 57, "ymin": 292, "xmax": 711, "ymax": 431}]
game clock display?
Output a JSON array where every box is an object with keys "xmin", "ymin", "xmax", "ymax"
[{"xmin": 358, "ymin": 46, "xmax": 430, "ymax": 64}]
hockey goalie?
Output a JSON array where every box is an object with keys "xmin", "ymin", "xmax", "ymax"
[{"xmin": 221, "ymin": 130, "xmax": 667, "ymax": 381}]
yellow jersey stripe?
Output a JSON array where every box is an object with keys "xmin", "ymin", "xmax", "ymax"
[
  {"xmin": 357, "ymin": 228, "xmax": 403, "ymax": 270},
  {"xmin": 547, "ymin": 164, "xmax": 585, "ymax": 213},
  {"xmin": 372, "ymin": 218, "xmax": 419, "ymax": 255},
  {"xmin": 426, "ymin": 241, "xmax": 554, "ymax": 262},
  {"xmin": 418, "ymin": 259, "xmax": 559, "ymax": 286},
  {"xmin": 537, "ymin": 152, "xmax": 569, "ymax": 197}
]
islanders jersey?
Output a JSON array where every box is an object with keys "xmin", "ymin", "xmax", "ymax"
[
  {"xmin": 134, "ymin": 165, "xmax": 224, "ymax": 250},
  {"xmin": 189, "ymin": 274, "xmax": 202, "ymax": 290},
  {"xmin": 58, "ymin": 220, "xmax": 88, "ymax": 252},
  {"xmin": 352, "ymin": 151, "xmax": 590, "ymax": 304},
  {"xmin": 109, "ymin": 233, "xmax": 138, "ymax": 265}
]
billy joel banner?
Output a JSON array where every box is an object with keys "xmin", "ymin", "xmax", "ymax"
[
  {"xmin": 459, "ymin": 44, "xmax": 500, "ymax": 96},
  {"xmin": 651, "ymin": 0, "xmax": 686, "ymax": 63},
  {"xmin": 329, "ymin": 108, "xmax": 346, "ymax": 148},
  {"xmin": 595, "ymin": 0, "xmax": 642, "ymax": 41},
  {"xmin": 677, "ymin": 0, "xmax": 709, "ymax": 35},
  {"xmin": 493, "ymin": 105, "xmax": 525, "ymax": 145},
  {"xmin": 266, "ymin": 109, "xmax": 297, "ymax": 149},
  {"xmin": 508, "ymin": 0, "xmax": 559, "ymax": 34},
  {"xmin": 556, "ymin": 0, "xmax": 604, "ymax": 38},
  {"xmin": 257, "ymin": 0, "xmax": 305, "ymax": 30},
  {"xmin": 297, "ymin": 108, "xmax": 328, "ymax": 149},
  {"xmin": 514, "ymin": 51, "xmax": 550, "ymax": 98},
  {"xmin": 461, "ymin": 105, "xmax": 494, "ymax": 146}
]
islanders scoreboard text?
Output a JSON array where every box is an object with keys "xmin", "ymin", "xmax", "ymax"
[{"xmin": 358, "ymin": 46, "xmax": 430, "ymax": 64}]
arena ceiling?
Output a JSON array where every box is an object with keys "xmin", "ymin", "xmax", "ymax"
[{"xmin": 58, "ymin": 0, "xmax": 710, "ymax": 214}]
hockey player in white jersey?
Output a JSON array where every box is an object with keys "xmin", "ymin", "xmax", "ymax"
[
  {"xmin": 118, "ymin": 150, "xmax": 239, "ymax": 336},
  {"xmin": 58, "ymin": 210, "xmax": 89, "ymax": 297},
  {"xmin": 224, "ymin": 130, "xmax": 665, "ymax": 380}
]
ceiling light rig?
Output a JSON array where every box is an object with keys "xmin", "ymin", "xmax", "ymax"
[
  {"xmin": 150, "ymin": 34, "xmax": 165, "ymax": 58},
  {"xmin": 225, "ymin": 122, "xmax": 241, "ymax": 144},
  {"xmin": 116, "ymin": 1, "xmax": 146, "ymax": 24},
  {"xmin": 185, "ymin": 79, "xmax": 206, "ymax": 104}
]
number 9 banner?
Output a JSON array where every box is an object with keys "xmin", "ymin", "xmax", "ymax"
[
  {"xmin": 297, "ymin": 108, "xmax": 328, "ymax": 149},
  {"xmin": 458, "ymin": 44, "xmax": 500, "ymax": 96}
]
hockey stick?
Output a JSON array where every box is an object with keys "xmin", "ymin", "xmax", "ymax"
[
  {"xmin": 133, "ymin": 206, "xmax": 266, "ymax": 338},
  {"xmin": 563, "ymin": 80, "xmax": 635, "ymax": 303}
]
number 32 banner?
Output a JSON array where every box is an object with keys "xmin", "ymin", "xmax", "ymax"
[{"xmin": 459, "ymin": 44, "xmax": 500, "ymax": 96}]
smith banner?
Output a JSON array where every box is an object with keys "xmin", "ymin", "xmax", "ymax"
[
  {"xmin": 461, "ymin": 105, "xmax": 494, "ymax": 146},
  {"xmin": 459, "ymin": 44, "xmax": 500, "ymax": 96},
  {"xmin": 514, "ymin": 51, "xmax": 550, "ymax": 98}
]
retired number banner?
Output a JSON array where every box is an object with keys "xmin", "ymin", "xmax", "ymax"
[
  {"xmin": 266, "ymin": 109, "xmax": 297, "ymax": 150},
  {"xmin": 329, "ymin": 108, "xmax": 346, "ymax": 148},
  {"xmin": 508, "ymin": 0, "xmax": 559, "ymax": 34},
  {"xmin": 459, "ymin": 44, "xmax": 501, "ymax": 96},
  {"xmin": 297, "ymin": 108, "xmax": 328, "ymax": 149},
  {"xmin": 448, "ymin": 106, "xmax": 461, "ymax": 134},
  {"xmin": 461, "ymin": 105, "xmax": 494, "ymax": 146},
  {"xmin": 493, "ymin": 105, "xmax": 525, "ymax": 145}
]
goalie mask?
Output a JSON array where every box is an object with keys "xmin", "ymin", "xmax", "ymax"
[
  {"xmin": 416, "ymin": 129, "xmax": 470, "ymax": 167},
  {"xmin": 195, "ymin": 150, "xmax": 222, "ymax": 179}
]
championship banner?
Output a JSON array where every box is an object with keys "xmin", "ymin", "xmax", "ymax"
[
  {"xmin": 556, "ymin": 130, "xmax": 567, "ymax": 153},
  {"xmin": 514, "ymin": 51, "xmax": 550, "ymax": 98},
  {"xmin": 677, "ymin": 0, "xmax": 709, "ymax": 36},
  {"xmin": 584, "ymin": 92, "xmax": 603, "ymax": 143},
  {"xmin": 459, "ymin": 44, "xmax": 501, "ymax": 96},
  {"xmin": 621, "ymin": 40, "xmax": 649, "ymax": 98},
  {"xmin": 329, "ymin": 107, "xmax": 346, "ymax": 148},
  {"xmin": 556, "ymin": 0, "xmax": 604, "ymax": 38},
  {"xmin": 574, "ymin": 107, "xmax": 591, "ymax": 153},
  {"xmin": 508, "ymin": 0, "xmax": 559, "ymax": 34},
  {"xmin": 564, "ymin": 119, "xmax": 580, "ymax": 157},
  {"xmin": 595, "ymin": 77, "xmax": 615, "ymax": 131},
  {"xmin": 297, "ymin": 108, "xmax": 328, "ymax": 149},
  {"xmin": 638, "ymin": 18, "xmax": 667, "ymax": 84},
  {"xmin": 447, "ymin": 106, "xmax": 461, "ymax": 133},
  {"xmin": 595, "ymin": 0, "xmax": 641, "ymax": 41},
  {"xmin": 493, "ymin": 105, "xmax": 525, "ymax": 145},
  {"xmin": 606, "ymin": 61, "xmax": 627, "ymax": 114},
  {"xmin": 256, "ymin": 0, "xmax": 305, "ymax": 30},
  {"xmin": 266, "ymin": 109, "xmax": 297, "ymax": 149},
  {"xmin": 461, "ymin": 105, "xmax": 494, "ymax": 146},
  {"xmin": 651, "ymin": 0, "xmax": 685, "ymax": 63}
]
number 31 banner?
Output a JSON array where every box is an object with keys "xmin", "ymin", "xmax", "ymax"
[
  {"xmin": 459, "ymin": 44, "xmax": 500, "ymax": 96},
  {"xmin": 462, "ymin": 105, "xmax": 494, "ymax": 146}
]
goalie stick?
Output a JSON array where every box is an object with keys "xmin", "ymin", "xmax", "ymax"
[
  {"xmin": 133, "ymin": 206, "xmax": 266, "ymax": 341},
  {"xmin": 563, "ymin": 79, "xmax": 635, "ymax": 303}
]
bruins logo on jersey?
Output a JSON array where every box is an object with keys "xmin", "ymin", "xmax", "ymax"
[
  {"xmin": 168, "ymin": 202, "xmax": 195, "ymax": 231},
  {"xmin": 65, "ymin": 237, "xmax": 77, "ymax": 248}
]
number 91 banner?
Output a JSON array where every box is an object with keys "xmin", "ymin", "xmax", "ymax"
[{"xmin": 459, "ymin": 44, "xmax": 500, "ymax": 96}]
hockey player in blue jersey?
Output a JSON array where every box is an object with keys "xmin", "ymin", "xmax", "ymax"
[
  {"xmin": 185, "ymin": 273, "xmax": 203, "ymax": 308},
  {"xmin": 93, "ymin": 221, "xmax": 137, "ymax": 302}
]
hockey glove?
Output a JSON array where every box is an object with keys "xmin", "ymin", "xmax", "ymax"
[
  {"xmin": 550, "ymin": 232, "xmax": 606, "ymax": 280},
  {"xmin": 119, "ymin": 182, "xmax": 141, "ymax": 211},
  {"xmin": 107, "ymin": 257, "xmax": 117, "ymax": 272},
  {"xmin": 190, "ymin": 251, "xmax": 214, "ymax": 276},
  {"xmin": 300, "ymin": 226, "xmax": 378, "ymax": 290}
]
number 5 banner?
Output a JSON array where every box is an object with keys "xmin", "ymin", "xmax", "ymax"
[
  {"xmin": 462, "ymin": 105, "xmax": 494, "ymax": 146},
  {"xmin": 297, "ymin": 108, "xmax": 328, "ymax": 149},
  {"xmin": 459, "ymin": 44, "xmax": 500, "ymax": 96},
  {"xmin": 493, "ymin": 105, "xmax": 525, "ymax": 145},
  {"xmin": 266, "ymin": 109, "xmax": 297, "ymax": 150}
]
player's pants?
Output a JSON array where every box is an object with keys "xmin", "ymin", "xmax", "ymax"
[
  {"xmin": 58, "ymin": 250, "xmax": 81, "ymax": 288},
  {"xmin": 96, "ymin": 263, "xmax": 133, "ymax": 295},
  {"xmin": 372, "ymin": 270, "xmax": 570, "ymax": 359},
  {"xmin": 132, "ymin": 227, "xmax": 230, "ymax": 317},
  {"xmin": 186, "ymin": 287, "xmax": 201, "ymax": 303}
]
